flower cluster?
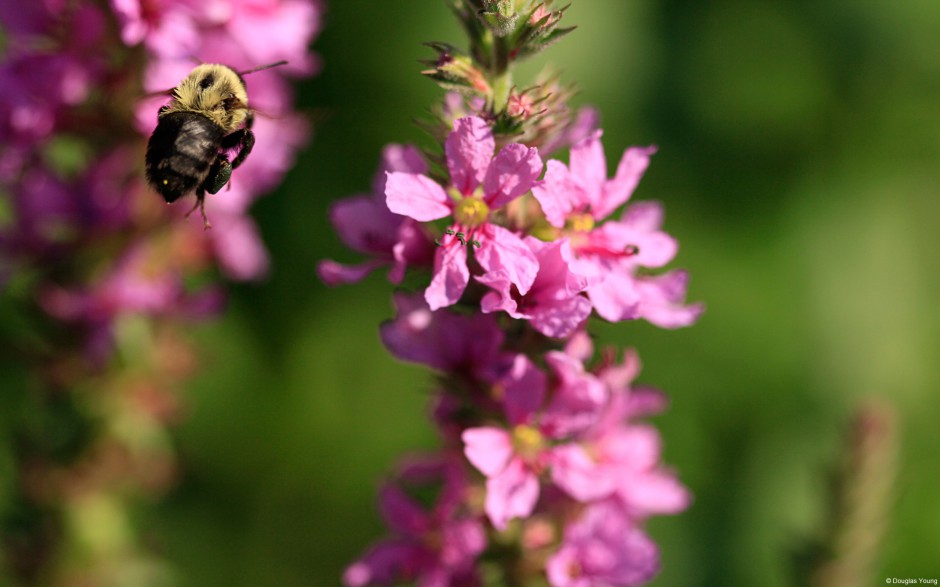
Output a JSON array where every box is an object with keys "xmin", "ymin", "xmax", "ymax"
[
  {"xmin": 325, "ymin": 118, "xmax": 701, "ymax": 335},
  {"xmin": 0, "ymin": 0, "xmax": 321, "ymax": 583},
  {"xmin": 320, "ymin": 3, "xmax": 701, "ymax": 584}
]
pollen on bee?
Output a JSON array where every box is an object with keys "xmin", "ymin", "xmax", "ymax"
[{"xmin": 163, "ymin": 179, "xmax": 169, "ymax": 185}]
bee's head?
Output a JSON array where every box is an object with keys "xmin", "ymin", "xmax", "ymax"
[{"xmin": 171, "ymin": 64, "xmax": 250, "ymax": 132}]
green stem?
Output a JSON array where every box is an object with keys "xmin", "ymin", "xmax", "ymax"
[{"xmin": 491, "ymin": 35, "xmax": 512, "ymax": 113}]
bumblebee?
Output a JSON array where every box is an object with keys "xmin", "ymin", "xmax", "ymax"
[{"xmin": 145, "ymin": 61, "xmax": 285, "ymax": 228}]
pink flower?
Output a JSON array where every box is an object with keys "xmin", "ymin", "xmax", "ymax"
[
  {"xmin": 477, "ymin": 236, "xmax": 594, "ymax": 338},
  {"xmin": 223, "ymin": 0, "xmax": 323, "ymax": 74},
  {"xmin": 343, "ymin": 458, "xmax": 486, "ymax": 587},
  {"xmin": 570, "ymin": 341, "xmax": 692, "ymax": 517},
  {"xmin": 379, "ymin": 292, "xmax": 508, "ymax": 383},
  {"xmin": 38, "ymin": 241, "xmax": 223, "ymax": 363},
  {"xmin": 634, "ymin": 269, "xmax": 705, "ymax": 328},
  {"xmin": 385, "ymin": 116, "xmax": 543, "ymax": 310},
  {"xmin": 533, "ymin": 130, "xmax": 654, "ymax": 229},
  {"xmin": 319, "ymin": 145, "xmax": 435, "ymax": 286},
  {"xmin": 109, "ymin": 0, "xmax": 201, "ymax": 57},
  {"xmin": 546, "ymin": 500, "xmax": 660, "ymax": 587},
  {"xmin": 461, "ymin": 353, "xmax": 610, "ymax": 530},
  {"xmin": 532, "ymin": 132, "xmax": 701, "ymax": 326}
]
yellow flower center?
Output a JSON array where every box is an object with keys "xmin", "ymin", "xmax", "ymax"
[
  {"xmin": 566, "ymin": 213, "xmax": 595, "ymax": 233},
  {"xmin": 511, "ymin": 424, "xmax": 544, "ymax": 460},
  {"xmin": 453, "ymin": 197, "xmax": 490, "ymax": 228},
  {"xmin": 528, "ymin": 217, "xmax": 560, "ymax": 242}
]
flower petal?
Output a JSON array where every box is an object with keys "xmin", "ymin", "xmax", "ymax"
[
  {"xmin": 378, "ymin": 484, "xmax": 429, "ymax": 535},
  {"xmin": 550, "ymin": 444, "xmax": 617, "ymax": 501},
  {"xmin": 594, "ymin": 145, "xmax": 656, "ymax": 219},
  {"xmin": 317, "ymin": 259, "xmax": 383, "ymax": 286},
  {"xmin": 446, "ymin": 116, "xmax": 494, "ymax": 195},
  {"xmin": 501, "ymin": 354, "xmax": 547, "ymax": 426},
  {"xmin": 462, "ymin": 427, "xmax": 514, "ymax": 477},
  {"xmin": 374, "ymin": 143, "xmax": 428, "ymax": 194},
  {"xmin": 485, "ymin": 458, "xmax": 540, "ymax": 530},
  {"xmin": 619, "ymin": 470, "xmax": 692, "ymax": 516},
  {"xmin": 530, "ymin": 295, "xmax": 592, "ymax": 339},
  {"xmin": 531, "ymin": 160, "xmax": 582, "ymax": 228},
  {"xmin": 585, "ymin": 261, "xmax": 641, "ymax": 322},
  {"xmin": 635, "ymin": 270, "xmax": 704, "ymax": 328},
  {"xmin": 568, "ymin": 130, "xmax": 607, "ymax": 204},
  {"xmin": 483, "ymin": 143, "xmax": 543, "ymax": 209},
  {"xmin": 386, "ymin": 171, "xmax": 451, "ymax": 221},
  {"xmin": 620, "ymin": 199, "xmax": 664, "ymax": 232},
  {"xmin": 425, "ymin": 244, "xmax": 469, "ymax": 310},
  {"xmin": 329, "ymin": 194, "xmax": 399, "ymax": 253},
  {"xmin": 475, "ymin": 224, "xmax": 538, "ymax": 296}
]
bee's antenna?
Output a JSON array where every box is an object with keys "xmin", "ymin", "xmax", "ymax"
[{"xmin": 239, "ymin": 61, "xmax": 289, "ymax": 76}]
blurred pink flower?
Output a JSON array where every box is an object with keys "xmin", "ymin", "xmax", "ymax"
[
  {"xmin": 546, "ymin": 500, "xmax": 660, "ymax": 587},
  {"xmin": 38, "ymin": 242, "xmax": 223, "ymax": 363},
  {"xmin": 343, "ymin": 458, "xmax": 485, "ymax": 587}
]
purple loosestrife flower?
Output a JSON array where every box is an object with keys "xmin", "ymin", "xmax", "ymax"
[
  {"xmin": 575, "ymin": 337, "xmax": 692, "ymax": 517},
  {"xmin": 532, "ymin": 132, "xmax": 703, "ymax": 326},
  {"xmin": 477, "ymin": 236, "xmax": 594, "ymax": 338},
  {"xmin": 546, "ymin": 499, "xmax": 660, "ymax": 587},
  {"xmin": 1, "ymin": 0, "xmax": 322, "ymax": 581},
  {"xmin": 386, "ymin": 116, "xmax": 543, "ymax": 310},
  {"xmin": 325, "ymin": 5, "xmax": 699, "ymax": 585},
  {"xmin": 462, "ymin": 352, "xmax": 611, "ymax": 530},
  {"xmin": 318, "ymin": 145, "xmax": 435, "ymax": 285},
  {"xmin": 380, "ymin": 292, "xmax": 508, "ymax": 386},
  {"xmin": 38, "ymin": 240, "xmax": 224, "ymax": 364},
  {"xmin": 343, "ymin": 457, "xmax": 486, "ymax": 587}
]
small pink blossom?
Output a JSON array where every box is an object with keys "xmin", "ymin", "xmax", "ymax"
[
  {"xmin": 344, "ymin": 457, "xmax": 485, "ymax": 587},
  {"xmin": 572, "ymin": 343, "xmax": 692, "ymax": 517},
  {"xmin": 386, "ymin": 116, "xmax": 543, "ymax": 310},
  {"xmin": 461, "ymin": 353, "xmax": 610, "ymax": 530},
  {"xmin": 379, "ymin": 292, "xmax": 507, "ymax": 382},
  {"xmin": 38, "ymin": 242, "xmax": 223, "ymax": 363},
  {"xmin": 318, "ymin": 145, "xmax": 435, "ymax": 286},
  {"xmin": 109, "ymin": 0, "xmax": 201, "ymax": 57},
  {"xmin": 546, "ymin": 500, "xmax": 660, "ymax": 587},
  {"xmin": 532, "ymin": 132, "xmax": 701, "ymax": 326},
  {"xmin": 477, "ymin": 236, "xmax": 594, "ymax": 338},
  {"xmin": 634, "ymin": 269, "xmax": 705, "ymax": 328}
]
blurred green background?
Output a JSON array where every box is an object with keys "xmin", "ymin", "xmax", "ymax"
[{"xmin": 158, "ymin": 1, "xmax": 940, "ymax": 585}]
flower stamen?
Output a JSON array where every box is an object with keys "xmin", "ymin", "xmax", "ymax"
[
  {"xmin": 454, "ymin": 197, "xmax": 490, "ymax": 228},
  {"xmin": 512, "ymin": 424, "xmax": 544, "ymax": 461}
]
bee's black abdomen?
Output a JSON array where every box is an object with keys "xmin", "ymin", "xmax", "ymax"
[{"xmin": 146, "ymin": 112, "xmax": 226, "ymax": 202}]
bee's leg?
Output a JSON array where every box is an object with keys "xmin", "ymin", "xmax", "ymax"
[
  {"xmin": 205, "ymin": 154, "xmax": 232, "ymax": 194},
  {"xmin": 184, "ymin": 188, "xmax": 212, "ymax": 230},
  {"xmin": 222, "ymin": 128, "xmax": 255, "ymax": 170}
]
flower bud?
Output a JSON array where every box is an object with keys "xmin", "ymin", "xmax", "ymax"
[
  {"xmin": 477, "ymin": 0, "xmax": 519, "ymax": 38},
  {"xmin": 513, "ymin": 2, "xmax": 575, "ymax": 61},
  {"xmin": 422, "ymin": 43, "xmax": 492, "ymax": 94}
]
